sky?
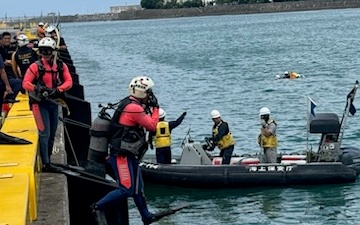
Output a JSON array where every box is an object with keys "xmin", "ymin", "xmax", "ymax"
[{"xmin": 2, "ymin": 0, "xmax": 140, "ymax": 18}]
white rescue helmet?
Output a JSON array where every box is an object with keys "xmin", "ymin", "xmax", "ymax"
[
  {"xmin": 38, "ymin": 22, "xmax": 45, "ymax": 26},
  {"xmin": 211, "ymin": 110, "xmax": 221, "ymax": 119},
  {"xmin": 159, "ymin": 108, "xmax": 166, "ymax": 118},
  {"xmin": 259, "ymin": 107, "xmax": 271, "ymax": 116},
  {"xmin": 38, "ymin": 37, "xmax": 56, "ymax": 50},
  {"xmin": 284, "ymin": 71, "xmax": 289, "ymax": 75},
  {"xmin": 17, "ymin": 34, "xmax": 29, "ymax": 47},
  {"xmin": 46, "ymin": 25, "xmax": 56, "ymax": 33},
  {"xmin": 128, "ymin": 76, "xmax": 154, "ymax": 99}
]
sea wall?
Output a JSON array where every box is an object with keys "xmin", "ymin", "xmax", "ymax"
[{"xmin": 57, "ymin": 0, "xmax": 360, "ymax": 22}]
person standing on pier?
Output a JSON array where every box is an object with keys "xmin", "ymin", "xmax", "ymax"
[
  {"xmin": 0, "ymin": 32, "xmax": 22, "ymax": 103},
  {"xmin": 46, "ymin": 26, "xmax": 68, "ymax": 51},
  {"xmin": 22, "ymin": 37, "xmax": 73, "ymax": 172},
  {"xmin": 37, "ymin": 22, "xmax": 46, "ymax": 39},
  {"xmin": 0, "ymin": 55, "xmax": 13, "ymax": 122},
  {"xmin": 92, "ymin": 76, "xmax": 161, "ymax": 225},
  {"xmin": 12, "ymin": 34, "xmax": 39, "ymax": 79}
]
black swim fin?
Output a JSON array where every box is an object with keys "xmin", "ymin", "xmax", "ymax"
[
  {"xmin": 0, "ymin": 132, "xmax": 32, "ymax": 144},
  {"xmin": 152, "ymin": 203, "xmax": 190, "ymax": 223}
]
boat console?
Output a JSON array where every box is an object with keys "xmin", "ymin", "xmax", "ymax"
[
  {"xmin": 180, "ymin": 142, "xmax": 212, "ymax": 165},
  {"xmin": 309, "ymin": 113, "xmax": 341, "ymax": 161}
]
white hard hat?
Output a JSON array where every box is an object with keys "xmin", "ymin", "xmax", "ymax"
[
  {"xmin": 17, "ymin": 34, "xmax": 29, "ymax": 47},
  {"xmin": 46, "ymin": 25, "xmax": 56, "ymax": 33},
  {"xmin": 159, "ymin": 108, "xmax": 166, "ymax": 118},
  {"xmin": 259, "ymin": 107, "xmax": 271, "ymax": 116},
  {"xmin": 38, "ymin": 37, "xmax": 56, "ymax": 49},
  {"xmin": 128, "ymin": 76, "xmax": 154, "ymax": 99},
  {"xmin": 211, "ymin": 110, "xmax": 221, "ymax": 119},
  {"xmin": 284, "ymin": 71, "xmax": 289, "ymax": 75},
  {"xmin": 38, "ymin": 22, "xmax": 45, "ymax": 26}
]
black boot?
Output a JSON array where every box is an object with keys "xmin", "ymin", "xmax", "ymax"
[
  {"xmin": 142, "ymin": 203, "xmax": 189, "ymax": 225},
  {"xmin": 142, "ymin": 211, "xmax": 173, "ymax": 225},
  {"xmin": 142, "ymin": 214, "xmax": 155, "ymax": 225},
  {"xmin": 42, "ymin": 163, "xmax": 63, "ymax": 173},
  {"xmin": 142, "ymin": 210, "xmax": 173, "ymax": 225}
]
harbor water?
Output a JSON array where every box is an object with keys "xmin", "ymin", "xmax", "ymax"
[{"xmin": 62, "ymin": 8, "xmax": 360, "ymax": 224}]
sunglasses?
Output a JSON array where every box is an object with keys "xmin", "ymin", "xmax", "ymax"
[{"xmin": 39, "ymin": 48, "xmax": 53, "ymax": 56}]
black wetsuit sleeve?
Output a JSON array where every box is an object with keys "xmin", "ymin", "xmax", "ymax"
[
  {"xmin": 210, "ymin": 122, "xmax": 229, "ymax": 142},
  {"xmin": 60, "ymin": 37, "xmax": 66, "ymax": 46},
  {"xmin": 169, "ymin": 113, "xmax": 186, "ymax": 131}
]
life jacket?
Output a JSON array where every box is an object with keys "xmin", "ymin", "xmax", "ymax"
[
  {"xmin": 212, "ymin": 121, "xmax": 235, "ymax": 150},
  {"xmin": 154, "ymin": 121, "xmax": 171, "ymax": 148},
  {"xmin": 290, "ymin": 72, "xmax": 300, "ymax": 79},
  {"xmin": 108, "ymin": 97, "xmax": 147, "ymax": 159},
  {"xmin": 259, "ymin": 119, "xmax": 278, "ymax": 148},
  {"xmin": 28, "ymin": 59, "xmax": 64, "ymax": 104}
]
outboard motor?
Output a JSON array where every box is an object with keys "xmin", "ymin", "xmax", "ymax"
[
  {"xmin": 340, "ymin": 147, "xmax": 360, "ymax": 174},
  {"xmin": 87, "ymin": 104, "xmax": 112, "ymax": 163}
]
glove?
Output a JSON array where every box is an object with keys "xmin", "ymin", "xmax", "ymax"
[
  {"xmin": 34, "ymin": 85, "xmax": 52, "ymax": 99},
  {"xmin": 34, "ymin": 84, "xmax": 46, "ymax": 94},
  {"xmin": 202, "ymin": 143, "xmax": 214, "ymax": 151},
  {"xmin": 148, "ymin": 94, "xmax": 159, "ymax": 107},
  {"xmin": 48, "ymin": 88, "xmax": 61, "ymax": 98},
  {"xmin": 261, "ymin": 119, "xmax": 267, "ymax": 128},
  {"xmin": 202, "ymin": 144, "xmax": 209, "ymax": 151},
  {"xmin": 182, "ymin": 112, "xmax": 187, "ymax": 117}
]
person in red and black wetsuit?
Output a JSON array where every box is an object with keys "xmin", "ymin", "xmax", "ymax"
[
  {"xmin": 22, "ymin": 37, "xmax": 73, "ymax": 172},
  {"xmin": 92, "ymin": 76, "xmax": 160, "ymax": 225}
]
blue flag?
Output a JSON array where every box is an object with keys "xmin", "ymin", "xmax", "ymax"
[{"xmin": 308, "ymin": 96, "xmax": 316, "ymax": 119}]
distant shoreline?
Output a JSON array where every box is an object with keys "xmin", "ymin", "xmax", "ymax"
[
  {"xmin": 57, "ymin": 0, "xmax": 360, "ymax": 23},
  {"xmin": 7, "ymin": 0, "xmax": 360, "ymax": 24}
]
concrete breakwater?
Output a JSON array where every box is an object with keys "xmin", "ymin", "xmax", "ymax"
[{"xmin": 57, "ymin": 0, "xmax": 360, "ymax": 23}]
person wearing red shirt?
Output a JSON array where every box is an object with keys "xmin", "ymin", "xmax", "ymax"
[
  {"xmin": 92, "ymin": 76, "xmax": 160, "ymax": 225},
  {"xmin": 22, "ymin": 37, "xmax": 73, "ymax": 172}
]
